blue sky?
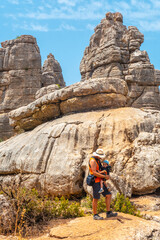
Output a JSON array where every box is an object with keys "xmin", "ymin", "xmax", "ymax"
[{"xmin": 0, "ymin": 0, "xmax": 160, "ymax": 86}]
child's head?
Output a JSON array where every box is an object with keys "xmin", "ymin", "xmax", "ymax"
[{"xmin": 103, "ymin": 160, "xmax": 109, "ymax": 168}]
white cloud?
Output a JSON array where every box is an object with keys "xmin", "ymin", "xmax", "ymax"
[
  {"xmin": 57, "ymin": 0, "xmax": 76, "ymax": 7},
  {"xmin": 8, "ymin": 0, "xmax": 19, "ymax": 4},
  {"xmin": 15, "ymin": 22, "xmax": 49, "ymax": 32},
  {"xmin": 4, "ymin": 0, "xmax": 160, "ymax": 32},
  {"xmin": 139, "ymin": 20, "xmax": 160, "ymax": 31},
  {"xmin": 56, "ymin": 23, "xmax": 76, "ymax": 31},
  {"xmin": 86, "ymin": 24, "xmax": 95, "ymax": 31},
  {"xmin": 25, "ymin": 0, "xmax": 33, "ymax": 3}
]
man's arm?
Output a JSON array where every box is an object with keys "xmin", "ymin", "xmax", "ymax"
[{"xmin": 90, "ymin": 159, "xmax": 109, "ymax": 180}]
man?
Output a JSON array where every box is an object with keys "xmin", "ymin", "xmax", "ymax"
[{"xmin": 89, "ymin": 148, "xmax": 117, "ymax": 220}]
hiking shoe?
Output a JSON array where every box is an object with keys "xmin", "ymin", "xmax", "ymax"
[
  {"xmin": 93, "ymin": 214, "xmax": 104, "ymax": 220},
  {"xmin": 106, "ymin": 211, "xmax": 118, "ymax": 218},
  {"xmin": 98, "ymin": 188, "xmax": 104, "ymax": 194}
]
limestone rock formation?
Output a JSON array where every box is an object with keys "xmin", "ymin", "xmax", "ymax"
[
  {"xmin": 42, "ymin": 53, "xmax": 65, "ymax": 87},
  {"xmin": 80, "ymin": 12, "xmax": 160, "ymax": 110},
  {"xmin": 0, "ymin": 35, "xmax": 42, "ymax": 139},
  {"xmin": 35, "ymin": 84, "xmax": 60, "ymax": 99},
  {"xmin": 9, "ymin": 77, "xmax": 128, "ymax": 131},
  {"xmin": 0, "ymin": 194, "xmax": 15, "ymax": 232},
  {"xmin": 0, "ymin": 108, "xmax": 160, "ymax": 197},
  {"xmin": 0, "ymin": 36, "xmax": 65, "ymax": 140}
]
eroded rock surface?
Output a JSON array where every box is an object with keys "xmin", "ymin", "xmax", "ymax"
[
  {"xmin": 0, "ymin": 37, "xmax": 65, "ymax": 140},
  {"xmin": 80, "ymin": 12, "xmax": 160, "ymax": 110},
  {"xmin": 49, "ymin": 213, "xmax": 160, "ymax": 240},
  {"xmin": 0, "ymin": 35, "xmax": 42, "ymax": 139},
  {"xmin": 35, "ymin": 84, "xmax": 60, "ymax": 99},
  {"xmin": 0, "ymin": 108, "xmax": 160, "ymax": 197},
  {"xmin": 42, "ymin": 53, "xmax": 65, "ymax": 87},
  {"xmin": 9, "ymin": 77, "xmax": 128, "ymax": 131}
]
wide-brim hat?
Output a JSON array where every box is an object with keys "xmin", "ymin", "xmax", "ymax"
[{"xmin": 93, "ymin": 148, "xmax": 105, "ymax": 159}]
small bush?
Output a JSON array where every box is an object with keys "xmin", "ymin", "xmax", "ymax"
[
  {"xmin": 0, "ymin": 184, "xmax": 84, "ymax": 238},
  {"xmin": 81, "ymin": 193, "xmax": 141, "ymax": 216},
  {"xmin": 56, "ymin": 84, "xmax": 61, "ymax": 89},
  {"xmin": 111, "ymin": 193, "xmax": 141, "ymax": 217}
]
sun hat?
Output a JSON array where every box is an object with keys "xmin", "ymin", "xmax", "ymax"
[
  {"xmin": 93, "ymin": 149, "xmax": 105, "ymax": 159},
  {"xmin": 103, "ymin": 160, "xmax": 109, "ymax": 165}
]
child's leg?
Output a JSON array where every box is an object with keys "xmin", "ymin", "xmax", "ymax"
[
  {"xmin": 100, "ymin": 179, "xmax": 103, "ymax": 189},
  {"xmin": 98, "ymin": 180, "xmax": 104, "ymax": 193}
]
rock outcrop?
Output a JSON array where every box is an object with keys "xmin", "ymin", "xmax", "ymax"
[
  {"xmin": 0, "ymin": 108, "xmax": 160, "ymax": 197},
  {"xmin": 0, "ymin": 13, "xmax": 160, "ymax": 200},
  {"xmin": 80, "ymin": 12, "xmax": 160, "ymax": 110},
  {"xmin": 35, "ymin": 84, "xmax": 60, "ymax": 99},
  {"xmin": 0, "ymin": 35, "xmax": 42, "ymax": 139},
  {"xmin": 9, "ymin": 77, "xmax": 128, "ymax": 131},
  {"xmin": 42, "ymin": 53, "xmax": 65, "ymax": 87},
  {"xmin": 49, "ymin": 213, "xmax": 160, "ymax": 240},
  {"xmin": 0, "ymin": 36, "xmax": 65, "ymax": 140}
]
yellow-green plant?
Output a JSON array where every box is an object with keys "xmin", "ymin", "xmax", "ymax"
[
  {"xmin": 0, "ymin": 183, "xmax": 84, "ymax": 237},
  {"xmin": 81, "ymin": 193, "xmax": 141, "ymax": 217},
  {"xmin": 111, "ymin": 193, "xmax": 141, "ymax": 217}
]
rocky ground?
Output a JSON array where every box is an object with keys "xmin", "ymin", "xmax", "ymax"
[{"xmin": 0, "ymin": 194, "xmax": 160, "ymax": 240}]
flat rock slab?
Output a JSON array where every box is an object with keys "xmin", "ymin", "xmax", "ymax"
[{"xmin": 49, "ymin": 213, "xmax": 160, "ymax": 240}]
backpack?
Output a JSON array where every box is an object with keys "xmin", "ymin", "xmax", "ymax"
[{"xmin": 86, "ymin": 156, "xmax": 102, "ymax": 186}]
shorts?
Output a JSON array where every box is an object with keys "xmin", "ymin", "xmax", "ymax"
[{"xmin": 92, "ymin": 182, "xmax": 111, "ymax": 199}]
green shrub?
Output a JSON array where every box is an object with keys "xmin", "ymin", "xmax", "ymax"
[
  {"xmin": 0, "ymin": 185, "xmax": 84, "ymax": 237},
  {"xmin": 111, "ymin": 193, "xmax": 141, "ymax": 217},
  {"xmin": 56, "ymin": 84, "xmax": 61, "ymax": 89},
  {"xmin": 81, "ymin": 193, "xmax": 141, "ymax": 217}
]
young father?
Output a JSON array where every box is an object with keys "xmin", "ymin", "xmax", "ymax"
[{"xmin": 89, "ymin": 148, "xmax": 117, "ymax": 220}]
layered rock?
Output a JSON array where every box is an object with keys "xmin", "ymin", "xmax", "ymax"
[
  {"xmin": 80, "ymin": 12, "xmax": 160, "ymax": 110},
  {"xmin": 9, "ymin": 77, "xmax": 128, "ymax": 131},
  {"xmin": 42, "ymin": 53, "xmax": 65, "ymax": 87},
  {"xmin": 0, "ymin": 36, "xmax": 65, "ymax": 140},
  {"xmin": 35, "ymin": 84, "xmax": 60, "ymax": 99},
  {"xmin": 0, "ymin": 108, "xmax": 160, "ymax": 197},
  {"xmin": 0, "ymin": 35, "xmax": 42, "ymax": 139}
]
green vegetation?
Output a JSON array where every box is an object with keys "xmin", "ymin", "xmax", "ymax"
[
  {"xmin": 0, "ymin": 185, "xmax": 84, "ymax": 237},
  {"xmin": 56, "ymin": 84, "xmax": 61, "ymax": 89},
  {"xmin": 16, "ymin": 36, "xmax": 21, "ymax": 39},
  {"xmin": 112, "ymin": 193, "xmax": 141, "ymax": 217},
  {"xmin": 81, "ymin": 193, "xmax": 141, "ymax": 217},
  {"xmin": 0, "ymin": 179, "xmax": 141, "ymax": 238},
  {"xmin": 0, "ymin": 138, "xmax": 3, "ymax": 143}
]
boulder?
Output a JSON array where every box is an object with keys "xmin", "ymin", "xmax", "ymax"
[
  {"xmin": 80, "ymin": 12, "xmax": 160, "ymax": 110},
  {"xmin": 9, "ymin": 77, "xmax": 128, "ymax": 131},
  {"xmin": 42, "ymin": 53, "xmax": 65, "ymax": 87},
  {"xmin": 0, "ymin": 35, "xmax": 42, "ymax": 139},
  {"xmin": 0, "ymin": 37, "xmax": 65, "ymax": 140},
  {"xmin": 0, "ymin": 108, "xmax": 160, "ymax": 197},
  {"xmin": 35, "ymin": 84, "xmax": 60, "ymax": 99}
]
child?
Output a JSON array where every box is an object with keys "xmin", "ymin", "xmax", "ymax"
[{"xmin": 98, "ymin": 160, "xmax": 111, "ymax": 194}]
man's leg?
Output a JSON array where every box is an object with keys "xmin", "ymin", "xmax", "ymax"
[
  {"xmin": 92, "ymin": 198, "xmax": 98, "ymax": 215},
  {"xmin": 102, "ymin": 184, "xmax": 118, "ymax": 218},
  {"xmin": 105, "ymin": 194, "xmax": 111, "ymax": 211}
]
